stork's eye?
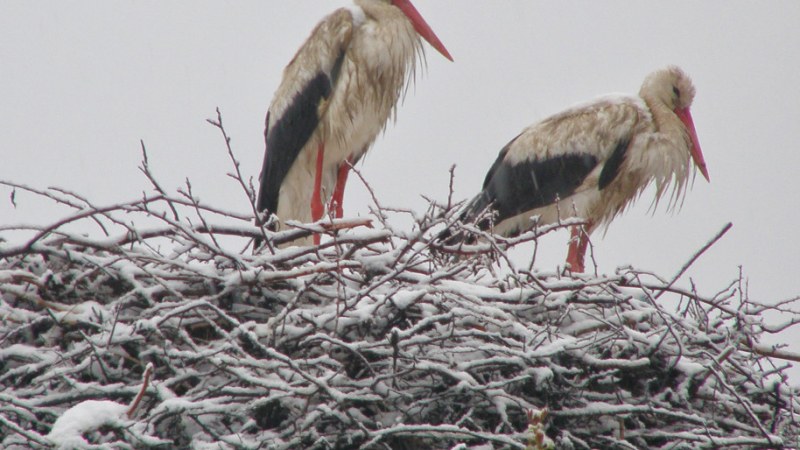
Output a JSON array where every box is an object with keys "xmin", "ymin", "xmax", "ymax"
[{"xmin": 672, "ymin": 86, "xmax": 681, "ymax": 98}]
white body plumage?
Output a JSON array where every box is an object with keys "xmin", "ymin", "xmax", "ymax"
[{"xmin": 256, "ymin": 0, "xmax": 451, "ymax": 246}]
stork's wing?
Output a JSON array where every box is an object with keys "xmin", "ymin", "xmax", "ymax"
[
  {"xmin": 462, "ymin": 138, "xmax": 599, "ymax": 227},
  {"xmin": 256, "ymin": 9, "xmax": 353, "ymax": 217},
  {"xmin": 464, "ymin": 98, "xmax": 643, "ymax": 227}
]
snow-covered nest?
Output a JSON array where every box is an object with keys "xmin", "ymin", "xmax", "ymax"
[{"xmin": 1, "ymin": 124, "xmax": 799, "ymax": 449}]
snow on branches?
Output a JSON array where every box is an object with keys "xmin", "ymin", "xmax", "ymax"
[{"xmin": 1, "ymin": 115, "xmax": 799, "ymax": 449}]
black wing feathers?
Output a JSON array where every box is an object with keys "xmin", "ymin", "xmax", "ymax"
[
  {"xmin": 598, "ymin": 139, "xmax": 629, "ymax": 190},
  {"xmin": 483, "ymin": 153, "xmax": 598, "ymax": 224},
  {"xmin": 481, "ymin": 137, "xmax": 515, "ymax": 190},
  {"xmin": 452, "ymin": 139, "xmax": 514, "ymax": 233},
  {"xmin": 256, "ymin": 51, "xmax": 347, "ymax": 216},
  {"xmin": 256, "ymin": 73, "xmax": 331, "ymax": 215},
  {"xmin": 446, "ymin": 150, "xmax": 598, "ymax": 244}
]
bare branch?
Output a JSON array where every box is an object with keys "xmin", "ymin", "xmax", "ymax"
[
  {"xmin": 656, "ymin": 221, "xmax": 733, "ymax": 299},
  {"xmin": 139, "ymin": 140, "xmax": 180, "ymax": 221},
  {"xmin": 127, "ymin": 363, "xmax": 153, "ymax": 419}
]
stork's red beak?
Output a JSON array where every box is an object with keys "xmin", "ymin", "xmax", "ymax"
[
  {"xmin": 393, "ymin": 0, "xmax": 453, "ymax": 61},
  {"xmin": 675, "ymin": 107, "xmax": 710, "ymax": 182}
]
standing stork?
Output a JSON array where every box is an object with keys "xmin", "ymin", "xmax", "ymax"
[
  {"xmin": 447, "ymin": 66, "xmax": 710, "ymax": 272},
  {"xmin": 256, "ymin": 0, "xmax": 452, "ymax": 246}
]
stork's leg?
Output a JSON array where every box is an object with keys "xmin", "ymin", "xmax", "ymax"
[
  {"xmin": 566, "ymin": 221, "xmax": 594, "ymax": 273},
  {"xmin": 328, "ymin": 162, "xmax": 350, "ymax": 219},
  {"xmin": 311, "ymin": 143, "xmax": 325, "ymax": 245}
]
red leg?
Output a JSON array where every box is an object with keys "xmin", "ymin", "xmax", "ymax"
[
  {"xmin": 328, "ymin": 162, "xmax": 350, "ymax": 219},
  {"xmin": 311, "ymin": 143, "xmax": 325, "ymax": 245},
  {"xmin": 566, "ymin": 222, "xmax": 593, "ymax": 273}
]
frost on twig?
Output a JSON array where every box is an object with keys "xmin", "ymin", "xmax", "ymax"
[{"xmin": 1, "ymin": 115, "xmax": 799, "ymax": 449}]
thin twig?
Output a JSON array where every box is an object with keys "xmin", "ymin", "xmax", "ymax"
[
  {"xmin": 127, "ymin": 363, "xmax": 154, "ymax": 418},
  {"xmin": 655, "ymin": 222, "xmax": 733, "ymax": 299},
  {"xmin": 139, "ymin": 141, "xmax": 180, "ymax": 221}
]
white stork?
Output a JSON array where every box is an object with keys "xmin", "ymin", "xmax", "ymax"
[
  {"xmin": 449, "ymin": 66, "xmax": 710, "ymax": 272},
  {"xmin": 256, "ymin": 0, "xmax": 452, "ymax": 246}
]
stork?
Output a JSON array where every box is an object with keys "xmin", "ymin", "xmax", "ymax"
[
  {"xmin": 256, "ymin": 0, "xmax": 452, "ymax": 246},
  {"xmin": 448, "ymin": 66, "xmax": 710, "ymax": 272}
]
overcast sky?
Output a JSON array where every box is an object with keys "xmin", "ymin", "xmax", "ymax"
[{"xmin": 2, "ymin": 1, "xmax": 799, "ymax": 376}]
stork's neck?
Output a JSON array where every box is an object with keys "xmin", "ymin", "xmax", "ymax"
[
  {"xmin": 641, "ymin": 93, "xmax": 682, "ymax": 138},
  {"xmin": 637, "ymin": 92, "xmax": 693, "ymax": 211},
  {"xmin": 355, "ymin": 0, "xmax": 396, "ymax": 22}
]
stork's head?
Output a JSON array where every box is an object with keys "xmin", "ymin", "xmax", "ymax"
[
  {"xmin": 642, "ymin": 66, "xmax": 710, "ymax": 181},
  {"xmin": 390, "ymin": 0, "xmax": 453, "ymax": 61}
]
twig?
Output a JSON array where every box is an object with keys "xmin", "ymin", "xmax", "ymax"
[
  {"xmin": 206, "ymin": 107, "xmax": 273, "ymax": 253},
  {"xmin": 139, "ymin": 141, "xmax": 180, "ymax": 221},
  {"xmin": 655, "ymin": 222, "xmax": 733, "ymax": 299},
  {"xmin": 127, "ymin": 363, "xmax": 154, "ymax": 418},
  {"xmin": 747, "ymin": 342, "xmax": 800, "ymax": 363}
]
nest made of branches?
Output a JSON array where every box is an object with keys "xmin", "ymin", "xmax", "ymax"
[{"xmin": 1, "ymin": 114, "xmax": 799, "ymax": 450}]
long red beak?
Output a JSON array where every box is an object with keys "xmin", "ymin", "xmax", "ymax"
[
  {"xmin": 393, "ymin": 0, "xmax": 453, "ymax": 61},
  {"xmin": 675, "ymin": 107, "xmax": 710, "ymax": 182}
]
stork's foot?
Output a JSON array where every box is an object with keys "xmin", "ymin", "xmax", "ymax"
[{"xmin": 565, "ymin": 223, "xmax": 593, "ymax": 274}]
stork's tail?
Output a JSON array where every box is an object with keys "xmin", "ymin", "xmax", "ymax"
[
  {"xmin": 434, "ymin": 192, "xmax": 495, "ymax": 247},
  {"xmin": 253, "ymin": 210, "xmax": 278, "ymax": 252}
]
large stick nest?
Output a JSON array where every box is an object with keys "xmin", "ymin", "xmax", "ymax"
[{"xmin": 1, "ymin": 116, "xmax": 799, "ymax": 449}]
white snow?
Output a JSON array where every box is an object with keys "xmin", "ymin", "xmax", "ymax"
[{"xmin": 46, "ymin": 400, "xmax": 129, "ymax": 448}]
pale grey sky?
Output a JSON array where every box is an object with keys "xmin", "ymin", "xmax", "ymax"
[{"xmin": 2, "ymin": 1, "xmax": 799, "ymax": 374}]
